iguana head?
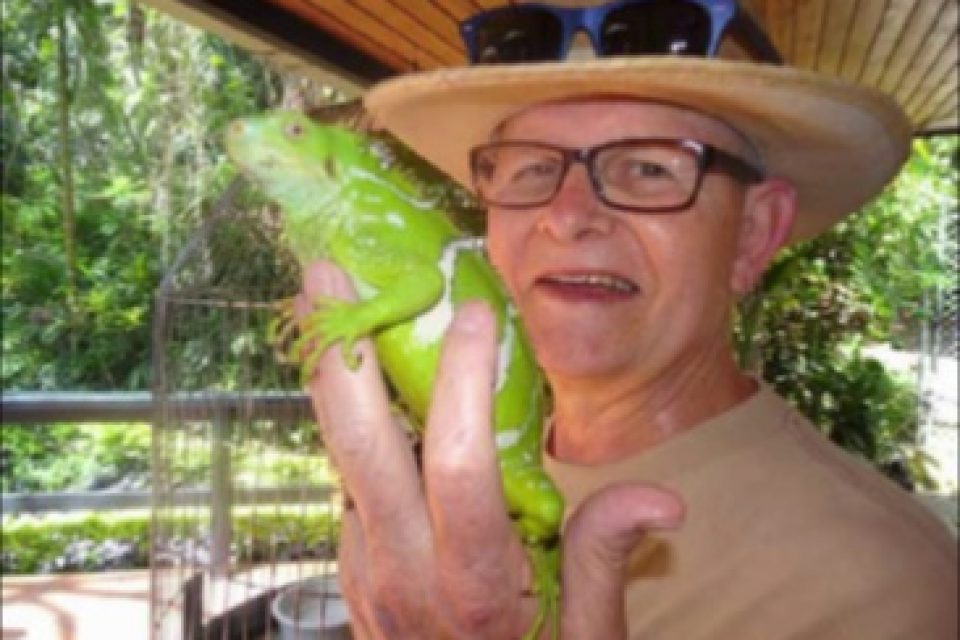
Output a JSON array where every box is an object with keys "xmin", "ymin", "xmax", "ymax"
[{"xmin": 226, "ymin": 110, "xmax": 382, "ymax": 212}]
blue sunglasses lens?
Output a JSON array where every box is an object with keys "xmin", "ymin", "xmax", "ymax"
[
  {"xmin": 469, "ymin": 8, "xmax": 565, "ymax": 64},
  {"xmin": 464, "ymin": 0, "xmax": 717, "ymax": 64},
  {"xmin": 600, "ymin": 1, "xmax": 711, "ymax": 56}
]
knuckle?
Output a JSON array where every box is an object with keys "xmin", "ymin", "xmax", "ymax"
[
  {"xmin": 370, "ymin": 604, "xmax": 404, "ymax": 637},
  {"xmin": 427, "ymin": 453, "xmax": 489, "ymax": 491},
  {"xmin": 369, "ymin": 572, "xmax": 410, "ymax": 617},
  {"xmin": 439, "ymin": 571, "xmax": 512, "ymax": 635},
  {"xmin": 427, "ymin": 457, "xmax": 471, "ymax": 486},
  {"xmin": 367, "ymin": 580, "xmax": 417, "ymax": 637},
  {"xmin": 452, "ymin": 600, "xmax": 502, "ymax": 632}
]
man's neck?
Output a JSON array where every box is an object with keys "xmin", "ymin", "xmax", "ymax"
[{"xmin": 547, "ymin": 351, "xmax": 757, "ymax": 465}]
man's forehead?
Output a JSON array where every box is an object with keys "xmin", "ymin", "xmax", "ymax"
[{"xmin": 494, "ymin": 97, "xmax": 757, "ymax": 156}]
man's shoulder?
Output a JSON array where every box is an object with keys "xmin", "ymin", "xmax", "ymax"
[
  {"xmin": 721, "ymin": 391, "xmax": 955, "ymax": 554},
  {"xmin": 627, "ymin": 409, "xmax": 958, "ymax": 639}
]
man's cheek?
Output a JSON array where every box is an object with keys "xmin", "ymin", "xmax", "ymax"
[{"xmin": 485, "ymin": 238, "xmax": 513, "ymax": 287}]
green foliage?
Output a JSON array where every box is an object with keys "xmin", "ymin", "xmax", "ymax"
[
  {"xmin": 737, "ymin": 136, "xmax": 958, "ymax": 488},
  {"xmin": 1, "ymin": 422, "xmax": 150, "ymax": 492},
  {"xmin": 1, "ymin": 512, "xmax": 151, "ymax": 573},
  {"xmin": 1, "ymin": 424, "xmax": 87, "ymax": 492},
  {"xmin": 86, "ymin": 421, "xmax": 152, "ymax": 484},
  {"xmin": 1, "ymin": 508, "xmax": 339, "ymax": 574},
  {"xmin": 1, "ymin": 420, "xmax": 332, "ymax": 492},
  {"xmin": 2, "ymin": 0, "xmax": 279, "ymax": 390},
  {"xmin": 159, "ymin": 421, "xmax": 334, "ymax": 489},
  {"xmin": 232, "ymin": 434, "xmax": 334, "ymax": 488}
]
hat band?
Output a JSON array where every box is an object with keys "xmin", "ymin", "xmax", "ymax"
[{"xmin": 460, "ymin": 0, "xmax": 782, "ymax": 65}]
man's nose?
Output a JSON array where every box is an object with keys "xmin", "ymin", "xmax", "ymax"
[{"xmin": 536, "ymin": 163, "xmax": 615, "ymax": 241}]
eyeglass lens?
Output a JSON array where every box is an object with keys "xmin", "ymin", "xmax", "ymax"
[{"xmin": 472, "ymin": 141, "xmax": 703, "ymax": 211}]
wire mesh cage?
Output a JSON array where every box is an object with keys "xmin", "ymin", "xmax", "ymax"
[{"xmin": 150, "ymin": 181, "xmax": 350, "ymax": 639}]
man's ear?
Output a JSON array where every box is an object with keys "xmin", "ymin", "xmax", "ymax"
[{"xmin": 730, "ymin": 178, "xmax": 797, "ymax": 295}]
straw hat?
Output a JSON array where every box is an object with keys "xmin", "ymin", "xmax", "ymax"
[{"xmin": 364, "ymin": 20, "xmax": 913, "ymax": 242}]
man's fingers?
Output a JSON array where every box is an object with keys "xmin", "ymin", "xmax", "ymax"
[
  {"xmin": 423, "ymin": 301, "xmax": 521, "ymax": 621},
  {"xmin": 300, "ymin": 261, "xmax": 427, "ymax": 549},
  {"xmin": 337, "ymin": 511, "xmax": 375, "ymax": 639},
  {"xmin": 562, "ymin": 484, "xmax": 685, "ymax": 638}
]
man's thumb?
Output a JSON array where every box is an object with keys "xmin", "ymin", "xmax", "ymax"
[{"xmin": 561, "ymin": 483, "xmax": 684, "ymax": 638}]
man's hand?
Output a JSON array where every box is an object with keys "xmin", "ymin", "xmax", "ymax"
[{"xmin": 298, "ymin": 261, "xmax": 684, "ymax": 639}]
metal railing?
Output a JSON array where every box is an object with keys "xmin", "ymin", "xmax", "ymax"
[
  {"xmin": 1, "ymin": 391, "xmax": 317, "ymax": 515},
  {"xmin": 1, "ymin": 391, "xmax": 312, "ymax": 424}
]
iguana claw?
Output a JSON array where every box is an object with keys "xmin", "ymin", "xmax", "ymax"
[
  {"xmin": 291, "ymin": 297, "xmax": 364, "ymax": 381},
  {"xmin": 265, "ymin": 297, "xmax": 299, "ymax": 362}
]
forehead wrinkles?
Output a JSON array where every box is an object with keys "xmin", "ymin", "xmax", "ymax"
[{"xmin": 492, "ymin": 98, "xmax": 761, "ymax": 166}]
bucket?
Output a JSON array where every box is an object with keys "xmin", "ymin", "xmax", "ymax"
[{"xmin": 271, "ymin": 575, "xmax": 352, "ymax": 640}]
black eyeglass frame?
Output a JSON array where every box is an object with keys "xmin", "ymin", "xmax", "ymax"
[
  {"xmin": 469, "ymin": 138, "xmax": 765, "ymax": 214},
  {"xmin": 460, "ymin": 0, "xmax": 783, "ymax": 65}
]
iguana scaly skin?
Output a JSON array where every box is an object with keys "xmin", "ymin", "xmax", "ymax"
[{"xmin": 226, "ymin": 110, "xmax": 563, "ymax": 639}]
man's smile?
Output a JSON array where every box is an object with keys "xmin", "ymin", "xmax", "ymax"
[{"xmin": 534, "ymin": 270, "xmax": 640, "ymax": 300}]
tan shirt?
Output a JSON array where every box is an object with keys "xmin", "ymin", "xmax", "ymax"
[{"xmin": 546, "ymin": 384, "xmax": 958, "ymax": 639}]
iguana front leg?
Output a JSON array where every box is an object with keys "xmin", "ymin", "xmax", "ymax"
[{"xmin": 293, "ymin": 259, "xmax": 445, "ymax": 379}]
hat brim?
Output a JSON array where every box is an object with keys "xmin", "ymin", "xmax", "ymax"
[{"xmin": 364, "ymin": 58, "xmax": 912, "ymax": 242}]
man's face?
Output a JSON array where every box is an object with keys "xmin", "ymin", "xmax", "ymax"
[{"xmin": 485, "ymin": 100, "xmax": 759, "ymax": 384}]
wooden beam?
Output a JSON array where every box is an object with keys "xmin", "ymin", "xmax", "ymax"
[
  {"xmin": 763, "ymin": 0, "xmax": 799, "ymax": 63},
  {"xmin": 923, "ymin": 95, "xmax": 959, "ymax": 134},
  {"xmin": 793, "ymin": 0, "xmax": 828, "ymax": 70},
  {"xmin": 838, "ymin": 0, "xmax": 888, "ymax": 82},
  {"xmin": 859, "ymin": 0, "xmax": 921, "ymax": 87},
  {"xmin": 876, "ymin": 0, "xmax": 945, "ymax": 93},
  {"xmin": 276, "ymin": 0, "xmax": 450, "ymax": 71},
  {"xmin": 434, "ymin": 0, "xmax": 484, "ymax": 21},
  {"xmin": 815, "ymin": 0, "xmax": 858, "ymax": 75},
  {"xmin": 891, "ymin": 2, "xmax": 957, "ymax": 102},
  {"xmin": 269, "ymin": 0, "xmax": 411, "ymax": 71},
  {"xmin": 472, "ymin": 0, "xmax": 505, "ymax": 9},
  {"xmin": 353, "ymin": 0, "xmax": 464, "ymax": 63},
  {"xmin": 910, "ymin": 60, "xmax": 959, "ymax": 128},
  {"xmin": 386, "ymin": 0, "xmax": 465, "ymax": 52},
  {"xmin": 902, "ymin": 33, "xmax": 957, "ymax": 118},
  {"xmin": 137, "ymin": 0, "xmax": 388, "ymax": 96}
]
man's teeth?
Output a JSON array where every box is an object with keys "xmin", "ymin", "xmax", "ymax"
[{"xmin": 548, "ymin": 274, "xmax": 636, "ymax": 292}]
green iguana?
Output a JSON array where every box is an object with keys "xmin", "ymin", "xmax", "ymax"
[{"xmin": 226, "ymin": 110, "xmax": 563, "ymax": 639}]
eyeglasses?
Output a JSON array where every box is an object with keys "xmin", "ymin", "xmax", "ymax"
[
  {"xmin": 460, "ymin": 0, "xmax": 782, "ymax": 65},
  {"xmin": 469, "ymin": 138, "xmax": 764, "ymax": 213}
]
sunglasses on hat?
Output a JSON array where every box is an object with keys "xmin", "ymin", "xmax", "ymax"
[{"xmin": 460, "ymin": 0, "xmax": 782, "ymax": 65}]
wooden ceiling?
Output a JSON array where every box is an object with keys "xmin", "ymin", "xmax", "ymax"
[{"xmin": 146, "ymin": 0, "xmax": 957, "ymax": 134}]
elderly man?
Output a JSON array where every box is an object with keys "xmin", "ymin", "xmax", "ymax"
[{"xmin": 300, "ymin": 0, "xmax": 958, "ymax": 638}]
